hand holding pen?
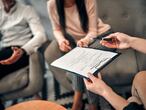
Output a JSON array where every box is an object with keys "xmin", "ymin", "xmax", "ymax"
[{"xmin": 100, "ymin": 32, "xmax": 131, "ymax": 49}]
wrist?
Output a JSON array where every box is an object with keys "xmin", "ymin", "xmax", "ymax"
[
  {"xmin": 58, "ymin": 38, "xmax": 66, "ymax": 45},
  {"xmin": 128, "ymin": 36, "xmax": 137, "ymax": 48},
  {"xmin": 21, "ymin": 47, "xmax": 27, "ymax": 55},
  {"xmin": 101, "ymin": 86, "xmax": 113, "ymax": 98}
]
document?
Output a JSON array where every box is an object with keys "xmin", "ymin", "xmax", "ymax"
[{"xmin": 51, "ymin": 47, "xmax": 120, "ymax": 78}]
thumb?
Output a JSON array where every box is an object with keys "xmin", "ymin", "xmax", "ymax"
[
  {"xmin": 98, "ymin": 72, "xmax": 102, "ymax": 79},
  {"xmin": 106, "ymin": 33, "xmax": 117, "ymax": 38},
  {"xmin": 64, "ymin": 40, "xmax": 70, "ymax": 45},
  {"xmin": 11, "ymin": 47, "xmax": 19, "ymax": 51}
]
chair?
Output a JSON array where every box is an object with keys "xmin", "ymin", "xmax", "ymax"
[
  {"xmin": 0, "ymin": 0, "xmax": 49, "ymax": 102},
  {"xmin": 0, "ymin": 49, "xmax": 45, "ymax": 101},
  {"xmin": 97, "ymin": 0, "xmax": 146, "ymax": 94}
]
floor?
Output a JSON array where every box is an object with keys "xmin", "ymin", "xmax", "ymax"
[{"xmin": 4, "ymin": 65, "xmax": 113, "ymax": 110}]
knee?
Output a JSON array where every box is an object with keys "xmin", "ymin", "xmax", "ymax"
[
  {"xmin": 29, "ymin": 52, "xmax": 43, "ymax": 72},
  {"xmin": 133, "ymin": 71, "xmax": 146, "ymax": 86},
  {"xmin": 44, "ymin": 40, "xmax": 61, "ymax": 65},
  {"xmin": 30, "ymin": 52, "xmax": 39, "ymax": 63}
]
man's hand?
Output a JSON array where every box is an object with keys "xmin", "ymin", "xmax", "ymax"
[
  {"xmin": 0, "ymin": 47, "xmax": 25, "ymax": 65},
  {"xmin": 58, "ymin": 39, "xmax": 72, "ymax": 52},
  {"xmin": 100, "ymin": 32, "xmax": 131, "ymax": 49}
]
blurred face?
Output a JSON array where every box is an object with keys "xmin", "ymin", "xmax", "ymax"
[{"xmin": 2, "ymin": 0, "xmax": 16, "ymax": 13}]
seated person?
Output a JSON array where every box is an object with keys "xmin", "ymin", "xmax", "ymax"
[
  {"xmin": 84, "ymin": 32, "xmax": 146, "ymax": 110},
  {"xmin": 46, "ymin": 0, "xmax": 113, "ymax": 109},
  {"xmin": 0, "ymin": 0, "xmax": 46, "ymax": 109}
]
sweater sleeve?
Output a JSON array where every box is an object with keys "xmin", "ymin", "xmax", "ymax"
[
  {"xmin": 47, "ymin": 1, "xmax": 65, "ymax": 43},
  {"xmin": 85, "ymin": 0, "xmax": 98, "ymax": 39},
  {"xmin": 22, "ymin": 6, "xmax": 47, "ymax": 55}
]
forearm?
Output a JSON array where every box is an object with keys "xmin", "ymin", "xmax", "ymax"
[
  {"xmin": 129, "ymin": 37, "xmax": 146, "ymax": 54},
  {"xmin": 22, "ymin": 32, "xmax": 47, "ymax": 54},
  {"xmin": 53, "ymin": 30, "xmax": 65, "ymax": 43},
  {"xmin": 103, "ymin": 87, "xmax": 129, "ymax": 110}
]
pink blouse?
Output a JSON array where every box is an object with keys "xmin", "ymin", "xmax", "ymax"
[{"xmin": 47, "ymin": 0, "xmax": 110, "ymax": 42}]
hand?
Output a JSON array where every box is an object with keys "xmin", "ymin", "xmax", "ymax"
[
  {"xmin": 77, "ymin": 37, "xmax": 92, "ymax": 47},
  {"xmin": 100, "ymin": 32, "xmax": 131, "ymax": 49},
  {"xmin": 0, "ymin": 47, "xmax": 25, "ymax": 65},
  {"xmin": 84, "ymin": 73, "xmax": 112, "ymax": 97},
  {"xmin": 58, "ymin": 39, "xmax": 72, "ymax": 52}
]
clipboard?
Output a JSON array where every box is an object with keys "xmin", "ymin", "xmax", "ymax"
[{"xmin": 51, "ymin": 47, "xmax": 120, "ymax": 78}]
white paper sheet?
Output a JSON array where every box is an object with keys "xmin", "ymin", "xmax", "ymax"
[{"xmin": 51, "ymin": 47, "xmax": 119, "ymax": 78}]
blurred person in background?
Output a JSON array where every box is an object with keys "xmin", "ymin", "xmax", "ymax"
[{"xmin": 0, "ymin": 0, "xmax": 46, "ymax": 109}]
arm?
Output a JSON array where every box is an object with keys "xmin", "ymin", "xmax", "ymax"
[
  {"xmin": 77, "ymin": 0, "xmax": 101, "ymax": 47},
  {"xmin": 47, "ymin": 1, "xmax": 71, "ymax": 52},
  {"xmin": 47, "ymin": 1, "xmax": 64, "ymax": 43},
  {"xmin": 85, "ymin": 0, "xmax": 98, "ymax": 39},
  {"xmin": 128, "ymin": 36, "xmax": 146, "ymax": 54},
  {"xmin": 100, "ymin": 32, "xmax": 146, "ymax": 54},
  {"xmin": 84, "ymin": 73, "xmax": 129, "ymax": 110},
  {"xmin": 0, "ymin": 6, "xmax": 47, "ymax": 65},
  {"xmin": 21, "ymin": 6, "xmax": 47, "ymax": 55}
]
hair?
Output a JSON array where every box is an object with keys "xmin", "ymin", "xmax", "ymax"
[
  {"xmin": 2, "ymin": 0, "xmax": 16, "ymax": 13},
  {"xmin": 55, "ymin": 0, "xmax": 89, "ymax": 34}
]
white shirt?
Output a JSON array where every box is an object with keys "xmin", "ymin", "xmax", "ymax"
[{"xmin": 0, "ymin": 1, "xmax": 47, "ymax": 54}]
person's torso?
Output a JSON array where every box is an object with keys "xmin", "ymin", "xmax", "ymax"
[
  {"xmin": 0, "ymin": 3, "xmax": 32, "ymax": 48},
  {"xmin": 49, "ymin": 0, "xmax": 110, "ymax": 40}
]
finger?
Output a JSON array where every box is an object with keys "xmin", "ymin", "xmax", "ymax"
[
  {"xmin": 64, "ymin": 40, "xmax": 70, "ymax": 46},
  {"xmin": 100, "ymin": 40, "xmax": 107, "ymax": 45},
  {"xmin": 60, "ymin": 43, "xmax": 70, "ymax": 52},
  {"xmin": 83, "ymin": 78, "xmax": 91, "ymax": 86},
  {"xmin": 11, "ymin": 46, "xmax": 19, "ymax": 51},
  {"xmin": 60, "ymin": 45, "xmax": 71, "ymax": 52},
  {"xmin": 0, "ymin": 60, "xmax": 11, "ymax": 65},
  {"xmin": 67, "ymin": 45, "xmax": 72, "ymax": 50},
  {"xmin": 83, "ymin": 44, "xmax": 88, "ymax": 47},
  {"xmin": 62, "ymin": 42, "xmax": 71, "ymax": 49},
  {"xmin": 101, "ymin": 42, "xmax": 118, "ymax": 48},
  {"xmin": 87, "ymin": 73, "xmax": 97, "ymax": 82},
  {"xmin": 77, "ymin": 41, "xmax": 84, "ymax": 47},
  {"xmin": 83, "ymin": 42, "xmax": 88, "ymax": 47},
  {"xmin": 60, "ymin": 46, "xmax": 68, "ymax": 52},
  {"xmin": 106, "ymin": 33, "xmax": 117, "ymax": 38},
  {"xmin": 98, "ymin": 73, "xmax": 102, "ymax": 79},
  {"xmin": 12, "ymin": 47, "xmax": 23, "ymax": 55},
  {"xmin": 64, "ymin": 45, "xmax": 72, "ymax": 50}
]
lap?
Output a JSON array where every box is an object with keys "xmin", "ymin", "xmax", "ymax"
[
  {"xmin": 44, "ymin": 40, "xmax": 64, "ymax": 64},
  {"xmin": 0, "ymin": 47, "xmax": 29, "ymax": 79}
]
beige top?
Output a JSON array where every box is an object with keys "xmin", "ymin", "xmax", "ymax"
[{"xmin": 47, "ymin": 0, "xmax": 110, "ymax": 42}]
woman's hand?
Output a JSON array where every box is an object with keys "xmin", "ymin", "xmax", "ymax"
[
  {"xmin": 58, "ymin": 39, "xmax": 72, "ymax": 52},
  {"xmin": 0, "ymin": 47, "xmax": 25, "ymax": 65},
  {"xmin": 84, "ymin": 73, "xmax": 112, "ymax": 97},
  {"xmin": 100, "ymin": 32, "xmax": 131, "ymax": 49},
  {"xmin": 77, "ymin": 37, "xmax": 92, "ymax": 47}
]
